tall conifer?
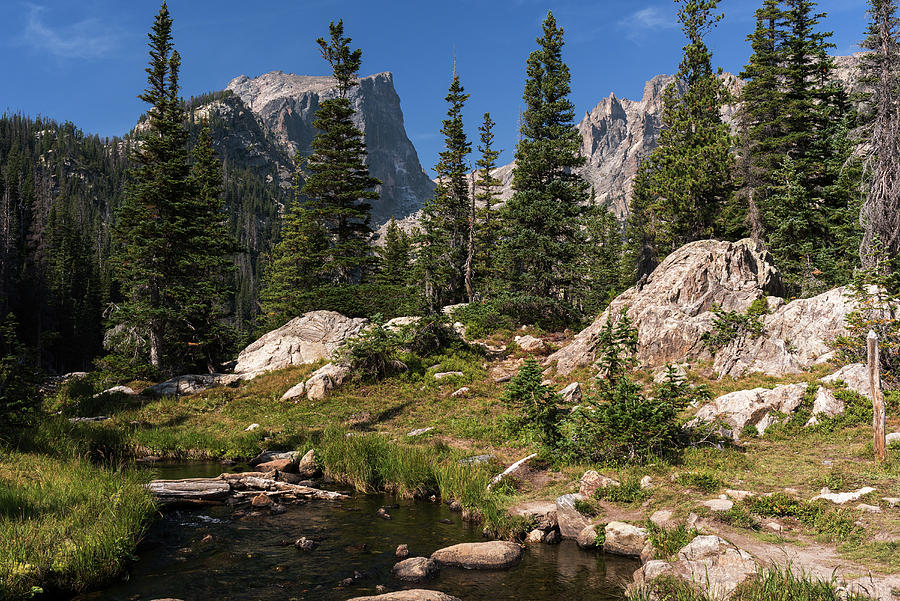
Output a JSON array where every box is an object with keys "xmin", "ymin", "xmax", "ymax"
[
  {"xmin": 474, "ymin": 113, "xmax": 502, "ymax": 297},
  {"xmin": 497, "ymin": 11, "xmax": 587, "ymax": 301}
]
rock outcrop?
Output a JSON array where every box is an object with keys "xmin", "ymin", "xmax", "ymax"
[
  {"xmin": 713, "ymin": 286, "xmax": 856, "ymax": 378},
  {"xmin": 693, "ymin": 383, "xmax": 808, "ymax": 439},
  {"xmin": 234, "ymin": 311, "xmax": 367, "ymax": 376},
  {"xmin": 348, "ymin": 591, "xmax": 462, "ymax": 601},
  {"xmin": 227, "ymin": 71, "xmax": 435, "ymax": 223},
  {"xmin": 548, "ymin": 239, "xmax": 782, "ymax": 375},
  {"xmin": 146, "ymin": 373, "xmax": 243, "ymax": 397}
]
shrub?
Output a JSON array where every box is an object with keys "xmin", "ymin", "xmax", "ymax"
[
  {"xmin": 451, "ymin": 295, "xmax": 581, "ymax": 338},
  {"xmin": 701, "ymin": 297, "xmax": 769, "ymax": 351},
  {"xmin": 564, "ymin": 314, "xmax": 710, "ymax": 464},
  {"xmin": 647, "ymin": 523, "xmax": 698, "ymax": 559},
  {"xmin": 594, "ymin": 476, "xmax": 651, "ymax": 504},
  {"xmin": 501, "ymin": 359, "xmax": 561, "ymax": 449},
  {"xmin": 746, "ymin": 493, "xmax": 861, "ymax": 542}
]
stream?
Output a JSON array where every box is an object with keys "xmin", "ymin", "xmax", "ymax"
[{"xmin": 71, "ymin": 463, "xmax": 638, "ymax": 601}]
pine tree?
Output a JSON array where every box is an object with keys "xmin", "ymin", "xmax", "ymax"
[
  {"xmin": 497, "ymin": 11, "xmax": 587, "ymax": 301},
  {"xmin": 115, "ymin": 3, "xmax": 238, "ymax": 372},
  {"xmin": 115, "ymin": 2, "xmax": 191, "ymax": 369},
  {"xmin": 578, "ymin": 191, "xmax": 623, "ymax": 315},
  {"xmin": 261, "ymin": 20, "xmax": 380, "ymax": 323},
  {"xmin": 376, "ymin": 218, "xmax": 412, "ymax": 287},
  {"xmin": 860, "ymin": 0, "xmax": 900, "ymax": 272},
  {"xmin": 621, "ymin": 168, "xmax": 659, "ymax": 284},
  {"xmin": 474, "ymin": 112, "xmax": 502, "ymax": 297},
  {"xmin": 418, "ymin": 74, "xmax": 472, "ymax": 311},
  {"xmin": 630, "ymin": 0, "xmax": 734, "ymax": 261},
  {"xmin": 740, "ymin": 0, "xmax": 862, "ymax": 294}
]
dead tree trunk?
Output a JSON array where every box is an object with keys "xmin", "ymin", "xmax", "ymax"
[{"xmin": 868, "ymin": 330, "xmax": 887, "ymax": 462}]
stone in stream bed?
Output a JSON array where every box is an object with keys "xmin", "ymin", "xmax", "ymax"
[
  {"xmin": 395, "ymin": 543, "xmax": 409, "ymax": 558},
  {"xmin": 347, "ymin": 591, "xmax": 463, "ymax": 601},
  {"xmin": 294, "ymin": 537, "xmax": 318, "ymax": 551},
  {"xmin": 391, "ymin": 557, "xmax": 440, "ymax": 582},
  {"xmin": 429, "ymin": 541, "xmax": 523, "ymax": 569}
]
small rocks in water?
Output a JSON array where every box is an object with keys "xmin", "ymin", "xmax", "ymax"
[
  {"xmin": 200, "ymin": 534, "xmax": 213, "ymax": 544},
  {"xmin": 375, "ymin": 585, "xmax": 387, "ymax": 593},
  {"xmin": 407, "ymin": 427, "xmax": 434, "ymax": 437},
  {"xmin": 438, "ymin": 518, "xmax": 453, "ymax": 524},
  {"xmin": 395, "ymin": 544, "xmax": 410, "ymax": 558},
  {"xmin": 544, "ymin": 529, "xmax": 561, "ymax": 544},
  {"xmin": 251, "ymin": 493, "xmax": 274, "ymax": 508},
  {"xmin": 345, "ymin": 543, "xmax": 369, "ymax": 554},
  {"xmin": 392, "ymin": 557, "xmax": 440, "ymax": 582},
  {"xmin": 245, "ymin": 423, "xmax": 260, "ymax": 431},
  {"xmin": 448, "ymin": 500, "xmax": 462, "ymax": 512},
  {"xmin": 295, "ymin": 537, "xmax": 318, "ymax": 551},
  {"xmin": 377, "ymin": 507, "xmax": 392, "ymax": 520},
  {"xmin": 525, "ymin": 529, "xmax": 546, "ymax": 544}
]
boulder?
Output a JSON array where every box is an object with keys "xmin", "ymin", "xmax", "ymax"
[
  {"xmin": 94, "ymin": 385, "xmax": 137, "ymax": 397},
  {"xmin": 650, "ymin": 509, "xmax": 676, "ymax": 529},
  {"xmin": 548, "ymin": 239, "xmax": 782, "ymax": 375},
  {"xmin": 146, "ymin": 373, "xmax": 242, "ymax": 397},
  {"xmin": 631, "ymin": 560, "xmax": 676, "ymax": 588},
  {"xmin": 385, "ymin": 316, "xmax": 421, "ymax": 331},
  {"xmin": 821, "ymin": 363, "xmax": 869, "ymax": 397},
  {"xmin": 672, "ymin": 535, "xmax": 757, "ymax": 600},
  {"xmin": 508, "ymin": 500, "xmax": 558, "ymax": 531},
  {"xmin": 556, "ymin": 494, "xmax": 592, "ymax": 539},
  {"xmin": 525, "ymin": 529, "xmax": 546, "ymax": 543},
  {"xmin": 692, "ymin": 383, "xmax": 807, "ymax": 439},
  {"xmin": 256, "ymin": 457, "xmax": 297, "ymax": 472},
  {"xmin": 701, "ymin": 499, "xmax": 734, "ymax": 512},
  {"xmin": 280, "ymin": 381, "xmax": 306, "ymax": 401},
  {"xmin": 430, "ymin": 541, "xmax": 523, "ymax": 570},
  {"xmin": 304, "ymin": 362, "xmax": 351, "ymax": 401},
  {"xmin": 812, "ymin": 486, "xmax": 876, "ymax": 504},
  {"xmin": 887, "ymin": 432, "xmax": 900, "ymax": 445},
  {"xmin": 810, "ymin": 387, "xmax": 845, "ymax": 419},
  {"xmin": 433, "ymin": 371, "xmax": 464, "ymax": 380},
  {"xmin": 579, "ymin": 470, "xmax": 620, "ymax": 497},
  {"xmin": 395, "ymin": 544, "xmax": 410, "ymax": 558},
  {"xmin": 296, "ymin": 449, "xmax": 318, "ymax": 477},
  {"xmin": 576, "ymin": 524, "xmax": 601, "ymax": 549},
  {"xmin": 714, "ymin": 287, "xmax": 857, "ymax": 378},
  {"xmin": 392, "ymin": 557, "xmax": 439, "ymax": 582},
  {"xmin": 234, "ymin": 310, "xmax": 367, "ymax": 376},
  {"xmin": 347, "ymin": 591, "xmax": 462, "ymax": 601},
  {"xmin": 515, "ymin": 335, "xmax": 547, "ymax": 354},
  {"xmin": 559, "ymin": 382, "xmax": 582, "ymax": 404},
  {"xmin": 603, "ymin": 521, "xmax": 648, "ymax": 557}
]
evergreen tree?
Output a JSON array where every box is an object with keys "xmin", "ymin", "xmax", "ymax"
[
  {"xmin": 261, "ymin": 20, "xmax": 379, "ymax": 323},
  {"xmin": 418, "ymin": 74, "xmax": 471, "ymax": 311},
  {"xmin": 740, "ymin": 0, "xmax": 862, "ymax": 294},
  {"xmin": 115, "ymin": 2, "xmax": 191, "ymax": 369},
  {"xmin": 860, "ymin": 0, "xmax": 900, "ymax": 272},
  {"xmin": 115, "ymin": 3, "xmax": 238, "ymax": 372},
  {"xmin": 474, "ymin": 112, "xmax": 502, "ymax": 297},
  {"xmin": 621, "ymin": 169, "xmax": 659, "ymax": 284},
  {"xmin": 497, "ymin": 11, "xmax": 587, "ymax": 301},
  {"xmin": 376, "ymin": 218, "xmax": 412, "ymax": 287},
  {"xmin": 629, "ymin": 0, "xmax": 734, "ymax": 263},
  {"xmin": 577, "ymin": 192, "xmax": 623, "ymax": 315}
]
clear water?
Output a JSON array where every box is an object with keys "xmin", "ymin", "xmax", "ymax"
[{"xmin": 71, "ymin": 463, "xmax": 638, "ymax": 601}]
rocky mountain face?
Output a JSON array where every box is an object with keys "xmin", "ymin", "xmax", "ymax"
[{"xmin": 226, "ymin": 71, "xmax": 435, "ymax": 224}]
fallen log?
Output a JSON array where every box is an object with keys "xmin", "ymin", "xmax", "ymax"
[{"xmin": 147, "ymin": 473, "xmax": 347, "ymax": 507}]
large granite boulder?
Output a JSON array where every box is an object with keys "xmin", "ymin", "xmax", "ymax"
[
  {"xmin": 392, "ymin": 557, "xmax": 439, "ymax": 582},
  {"xmin": 430, "ymin": 541, "xmax": 523, "ymax": 570},
  {"xmin": 713, "ymin": 287, "xmax": 856, "ymax": 378},
  {"xmin": 821, "ymin": 363, "xmax": 869, "ymax": 396},
  {"xmin": 555, "ymin": 494, "xmax": 591, "ymax": 539},
  {"xmin": 303, "ymin": 362, "xmax": 352, "ymax": 401},
  {"xmin": 692, "ymin": 383, "xmax": 808, "ymax": 439},
  {"xmin": 548, "ymin": 239, "xmax": 782, "ymax": 375},
  {"xmin": 674, "ymin": 536, "xmax": 757, "ymax": 599},
  {"xmin": 234, "ymin": 311, "xmax": 367, "ymax": 376},
  {"xmin": 603, "ymin": 521, "xmax": 648, "ymax": 557}
]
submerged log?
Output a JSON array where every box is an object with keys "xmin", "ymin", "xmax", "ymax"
[{"xmin": 148, "ymin": 479, "xmax": 232, "ymax": 504}]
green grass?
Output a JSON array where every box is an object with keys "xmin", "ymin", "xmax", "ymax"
[
  {"xmin": 676, "ymin": 471, "xmax": 726, "ymax": 493},
  {"xmin": 646, "ymin": 522, "xmax": 698, "ymax": 559},
  {"xmin": 0, "ymin": 449, "xmax": 155, "ymax": 600},
  {"xmin": 627, "ymin": 567, "xmax": 876, "ymax": 601}
]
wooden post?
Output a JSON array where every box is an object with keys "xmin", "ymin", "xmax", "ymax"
[{"xmin": 868, "ymin": 330, "xmax": 887, "ymax": 463}]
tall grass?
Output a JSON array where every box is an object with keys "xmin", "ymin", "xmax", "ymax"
[{"xmin": 0, "ymin": 450, "xmax": 155, "ymax": 600}]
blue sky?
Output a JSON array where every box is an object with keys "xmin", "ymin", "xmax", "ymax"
[{"xmin": 1, "ymin": 0, "xmax": 869, "ymax": 175}]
